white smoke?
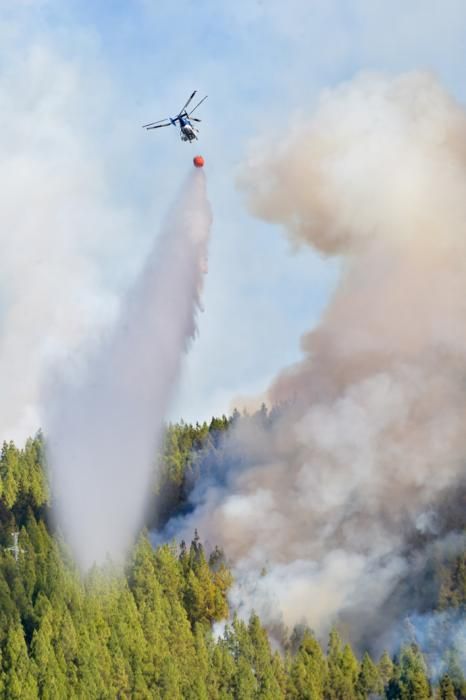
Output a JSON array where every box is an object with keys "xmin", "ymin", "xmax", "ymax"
[
  {"xmin": 44, "ymin": 170, "xmax": 211, "ymax": 569},
  {"xmin": 0, "ymin": 33, "xmax": 140, "ymax": 444},
  {"xmin": 163, "ymin": 72, "xmax": 466, "ymax": 647}
]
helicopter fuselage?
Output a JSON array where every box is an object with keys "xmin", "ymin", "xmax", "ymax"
[{"xmin": 171, "ymin": 115, "xmax": 197, "ymax": 141}]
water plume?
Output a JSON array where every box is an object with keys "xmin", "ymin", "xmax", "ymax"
[
  {"xmin": 163, "ymin": 72, "xmax": 466, "ymax": 650},
  {"xmin": 45, "ymin": 170, "xmax": 211, "ymax": 570}
]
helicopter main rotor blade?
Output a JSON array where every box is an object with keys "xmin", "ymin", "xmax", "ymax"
[
  {"xmin": 145, "ymin": 123, "xmax": 171, "ymax": 130},
  {"xmin": 177, "ymin": 90, "xmax": 197, "ymax": 117},
  {"xmin": 188, "ymin": 95, "xmax": 207, "ymax": 116},
  {"xmin": 142, "ymin": 118, "xmax": 170, "ymax": 128},
  {"xmin": 190, "ymin": 117, "xmax": 201, "ymax": 122}
]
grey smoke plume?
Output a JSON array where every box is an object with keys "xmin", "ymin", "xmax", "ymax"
[
  {"xmin": 44, "ymin": 170, "xmax": 211, "ymax": 570},
  {"xmin": 400, "ymin": 610, "xmax": 466, "ymax": 679},
  {"xmin": 164, "ymin": 73, "xmax": 466, "ymax": 647}
]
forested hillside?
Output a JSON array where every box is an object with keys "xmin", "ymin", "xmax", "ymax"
[{"xmin": 0, "ymin": 428, "xmax": 464, "ymax": 698}]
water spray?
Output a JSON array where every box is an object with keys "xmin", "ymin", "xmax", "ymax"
[{"xmin": 44, "ymin": 169, "xmax": 212, "ymax": 570}]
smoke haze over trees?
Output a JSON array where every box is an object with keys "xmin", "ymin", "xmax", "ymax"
[{"xmin": 0, "ymin": 429, "xmax": 464, "ymax": 698}]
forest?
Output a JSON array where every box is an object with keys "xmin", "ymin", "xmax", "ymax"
[{"xmin": 0, "ymin": 413, "xmax": 464, "ymax": 699}]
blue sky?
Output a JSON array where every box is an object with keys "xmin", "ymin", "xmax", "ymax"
[{"xmin": 1, "ymin": 0, "xmax": 466, "ymax": 434}]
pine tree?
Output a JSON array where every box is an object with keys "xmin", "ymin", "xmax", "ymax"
[
  {"xmin": 378, "ymin": 650, "xmax": 394, "ymax": 688},
  {"xmin": 158, "ymin": 656, "xmax": 183, "ymax": 699},
  {"xmin": 55, "ymin": 605, "xmax": 79, "ymax": 693},
  {"xmin": 248, "ymin": 613, "xmax": 283, "ymax": 698},
  {"xmin": 108, "ymin": 639, "xmax": 131, "ymax": 698},
  {"xmin": 184, "ymin": 623, "xmax": 210, "ymax": 700},
  {"xmin": 288, "ymin": 630, "xmax": 327, "ymax": 699},
  {"xmin": 271, "ymin": 650, "xmax": 287, "ymax": 698},
  {"xmin": 167, "ymin": 598, "xmax": 197, "ymax": 694},
  {"xmin": 211, "ymin": 635, "xmax": 236, "ymax": 699},
  {"xmin": 396, "ymin": 645, "xmax": 431, "ymax": 700},
  {"xmin": 31, "ymin": 617, "xmax": 68, "ymax": 698},
  {"xmin": 154, "ymin": 541, "xmax": 184, "ymax": 602},
  {"xmin": 0, "ymin": 442, "xmax": 19, "ymax": 509},
  {"xmin": 233, "ymin": 655, "xmax": 257, "ymax": 699},
  {"xmin": 326, "ymin": 629, "xmax": 358, "ymax": 699},
  {"xmin": 356, "ymin": 651, "xmax": 382, "ymax": 698},
  {"xmin": 3, "ymin": 620, "xmax": 38, "ymax": 699},
  {"xmin": 444, "ymin": 649, "xmax": 466, "ymax": 699},
  {"xmin": 439, "ymin": 674, "xmax": 457, "ymax": 700}
]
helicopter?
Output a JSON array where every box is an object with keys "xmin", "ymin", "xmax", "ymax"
[{"xmin": 142, "ymin": 90, "xmax": 208, "ymax": 142}]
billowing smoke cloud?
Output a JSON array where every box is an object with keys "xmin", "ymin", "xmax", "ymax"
[
  {"xmin": 0, "ymin": 38, "xmax": 134, "ymax": 444},
  {"xmin": 163, "ymin": 73, "xmax": 466, "ymax": 649},
  {"xmin": 44, "ymin": 171, "xmax": 211, "ymax": 569}
]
